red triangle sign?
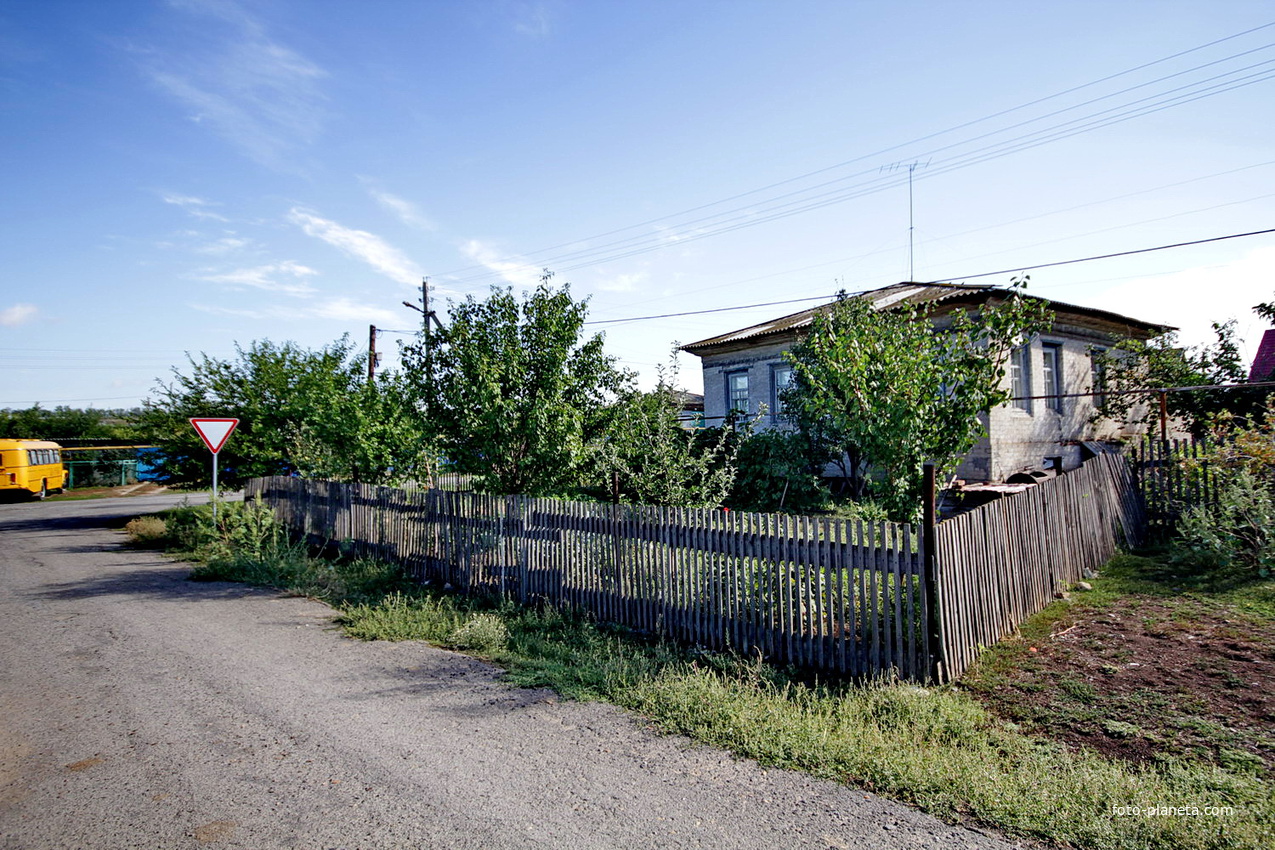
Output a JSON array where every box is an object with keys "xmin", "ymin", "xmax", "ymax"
[{"xmin": 190, "ymin": 418, "xmax": 239, "ymax": 454}]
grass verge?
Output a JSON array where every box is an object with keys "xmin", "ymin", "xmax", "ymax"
[{"xmin": 134, "ymin": 502, "xmax": 1274, "ymax": 850}]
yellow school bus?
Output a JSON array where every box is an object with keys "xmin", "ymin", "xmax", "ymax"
[{"xmin": 0, "ymin": 439, "xmax": 67, "ymax": 498}]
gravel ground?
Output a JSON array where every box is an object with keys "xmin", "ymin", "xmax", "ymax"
[{"xmin": 0, "ymin": 494, "xmax": 1031, "ymax": 849}]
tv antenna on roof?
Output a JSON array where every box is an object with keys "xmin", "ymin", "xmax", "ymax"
[{"xmin": 881, "ymin": 159, "xmax": 930, "ymax": 282}]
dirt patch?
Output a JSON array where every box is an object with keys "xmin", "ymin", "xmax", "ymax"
[{"xmin": 964, "ymin": 593, "xmax": 1275, "ymax": 777}]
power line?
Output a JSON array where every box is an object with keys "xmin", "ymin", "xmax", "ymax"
[
  {"xmin": 592, "ymin": 158, "xmax": 1275, "ymax": 319},
  {"xmin": 584, "ymin": 224, "xmax": 1275, "ymax": 326},
  {"xmin": 431, "ymin": 22, "xmax": 1275, "ymax": 284},
  {"xmin": 543, "ymin": 64, "xmax": 1275, "ymax": 275},
  {"xmin": 585, "ymin": 295, "xmax": 837, "ymax": 326},
  {"xmin": 930, "ymin": 226, "xmax": 1275, "ymax": 282},
  {"xmin": 438, "ymin": 31, "xmax": 1275, "ymax": 285}
]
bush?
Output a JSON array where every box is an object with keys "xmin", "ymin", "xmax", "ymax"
[
  {"xmin": 448, "ymin": 613, "xmax": 509, "ymax": 655},
  {"xmin": 159, "ymin": 503, "xmax": 219, "ymax": 551},
  {"xmin": 1173, "ymin": 471, "xmax": 1275, "ymax": 579},
  {"xmin": 1173, "ymin": 399, "xmax": 1275, "ymax": 579},
  {"xmin": 124, "ymin": 515, "xmax": 168, "ymax": 546},
  {"xmin": 826, "ymin": 498, "xmax": 892, "ymax": 524},
  {"xmin": 729, "ymin": 430, "xmax": 830, "ymax": 513}
]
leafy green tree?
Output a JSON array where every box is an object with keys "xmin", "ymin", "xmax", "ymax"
[
  {"xmin": 728, "ymin": 428, "xmax": 833, "ymax": 513},
  {"xmin": 1256, "ymin": 295, "xmax": 1274, "ymax": 324},
  {"xmin": 140, "ymin": 337, "xmax": 430, "ymax": 487},
  {"xmin": 589, "ymin": 362, "xmax": 738, "ymax": 507},
  {"xmin": 1095, "ymin": 320, "xmax": 1266, "ymax": 436},
  {"xmin": 783, "ymin": 279, "xmax": 1049, "ymax": 521},
  {"xmin": 403, "ymin": 274, "xmax": 628, "ymax": 496}
]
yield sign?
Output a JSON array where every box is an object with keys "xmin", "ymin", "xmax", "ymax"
[{"xmin": 190, "ymin": 418, "xmax": 239, "ymax": 455}]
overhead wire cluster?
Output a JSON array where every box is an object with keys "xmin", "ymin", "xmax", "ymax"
[
  {"xmin": 429, "ymin": 23, "xmax": 1275, "ymax": 289},
  {"xmin": 582, "ymin": 225, "xmax": 1275, "ymax": 327}
]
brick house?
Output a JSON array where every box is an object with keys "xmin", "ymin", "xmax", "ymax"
[{"xmin": 680, "ymin": 282, "xmax": 1172, "ymax": 483}]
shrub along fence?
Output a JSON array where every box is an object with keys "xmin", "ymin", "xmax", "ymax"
[
  {"xmin": 934, "ymin": 451, "xmax": 1146, "ymax": 679},
  {"xmin": 245, "ymin": 476, "xmax": 934, "ymax": 681}
]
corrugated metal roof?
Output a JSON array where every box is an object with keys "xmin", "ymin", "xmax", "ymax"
[{"xmin": 680, "ymin": 282, "xmax": 1173, "ymax": 353}]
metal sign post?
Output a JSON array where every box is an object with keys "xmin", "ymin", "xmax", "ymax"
[{"xmin": 189, "ymin": 418, "xmax": 239, "ymax": 521}]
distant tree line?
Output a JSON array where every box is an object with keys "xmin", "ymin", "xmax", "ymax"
[{"xmin": 0, "ymin": 406, "xmax": 142, "ymax": 441}]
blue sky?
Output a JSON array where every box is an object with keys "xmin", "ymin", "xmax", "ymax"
[{"xmin": 3, "ymin": 0, "xmax": 1275, "ymax": 408}]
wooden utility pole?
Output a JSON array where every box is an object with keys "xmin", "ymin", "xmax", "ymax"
[
  {"xmin": 421, "ymin": 279, "xmax": 431, "ymax": 383},
  {"xmin": 368, "ymin": 324, "xmax": 378, "ymax": 381},
  {"xmin": 403, "ymin": 277, "xmax": 444, "ymax": 411}
]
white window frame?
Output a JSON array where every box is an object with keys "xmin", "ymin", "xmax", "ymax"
[
  {"xmin": 770, "ymin": 363, "xmax": 793, "ymax": 420},
  {"xmin": 726, "ymin": 369, "xmax": 750, "ymax": 415},
  {"xmin": 1042, "ymin": 342, "xmax": 1064, "ymax": 414},
  {"xmin": 1010, "ymin": 344, "xmax": 1032, "ymax": 412}
]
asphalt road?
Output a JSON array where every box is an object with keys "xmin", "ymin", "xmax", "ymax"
[{"xmin": 0, "ymin": 494, "xmax": 1030, "ymax": 850}]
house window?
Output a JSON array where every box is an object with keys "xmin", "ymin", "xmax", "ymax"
[
  {"xmin": 726, "ymin": 370, "xmax": 750, "ymax": 415},
  {"xmin": 1010, "ymin": 344, "xmax": 1032, "ymax": 412},
  {"xmin": 1042, "ymin": 343, "xmax": 1063, "ymax": 413},
  {"xmin": 771, "ymin": 364, "xmax": 793, "ymax": 419},
  {"xmin": 1090, "ymin": 347, "xmax": 1107, "ymax": 408}
]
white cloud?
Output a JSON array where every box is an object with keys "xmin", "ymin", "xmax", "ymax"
[
  {"xmin": 161, "ymin": 193, "xmax": 230, "ymax": 222},
  {"xmin": 195, "ymin": 235, "xmax": 252, "ymax": 255},
  {"xmin": 460, "ymin": 239, "xmax": 541, "ymax": 287},
  {"xmin": 190, "ymin": 296, "xmax": 398, "ymax": 325},
  {"xmin": 1097, "ymin": 245, "xmax": 1275, "ymax": 358},
  {"xmin": 307, "ymin": 297, "xmax": 400, "ymax": 325},
  {"xmin": 289, "ymin": 208, "xmax": 423, "ymax": 286},
  {"xmin": 147, "ymin": 1, "xmax": 326, "ymax": 169},
  {"xmin": 190, "ymin": 303, "xmax": 269, "ymax": 320},
  {"xmin": 595, "ymin": 271, "xmax": 646, "ymax": 293},
  {"xmin": 196, "ymin": 261, "xmax": 318, "ymax": 295},
  {"xmin": 362, "ymin": 182, "xmax": 435, "ymax": 231},
  {"xmin": 0, "ymin": 303, "xmax": 38, "ymax": 327}
]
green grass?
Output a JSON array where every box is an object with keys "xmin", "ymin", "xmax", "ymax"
[{"xmin": 136, "ymin": 504, "xmax": 1275, "ymax": 850}]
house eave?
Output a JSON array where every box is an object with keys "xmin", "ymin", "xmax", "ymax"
[{"xmin": 679, "ymin": 282, "xmax": 1174, "ymax": 357}]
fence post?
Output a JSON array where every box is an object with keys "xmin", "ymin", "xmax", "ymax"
[{"xmin": 922, "ymin": 463, "xmax": 943, "ymax": 683}]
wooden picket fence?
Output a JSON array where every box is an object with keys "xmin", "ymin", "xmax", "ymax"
[
  {"xmin": 244, "ymin": 477, "xmax": 934, "ymax": 681},
  {"xmin": 246, "ymin": 450, "xmax": 1150, "ymax": 683},
  {"xmin": 933, "ymin": 452, "xmax": 1146, "ymax": 679}
]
